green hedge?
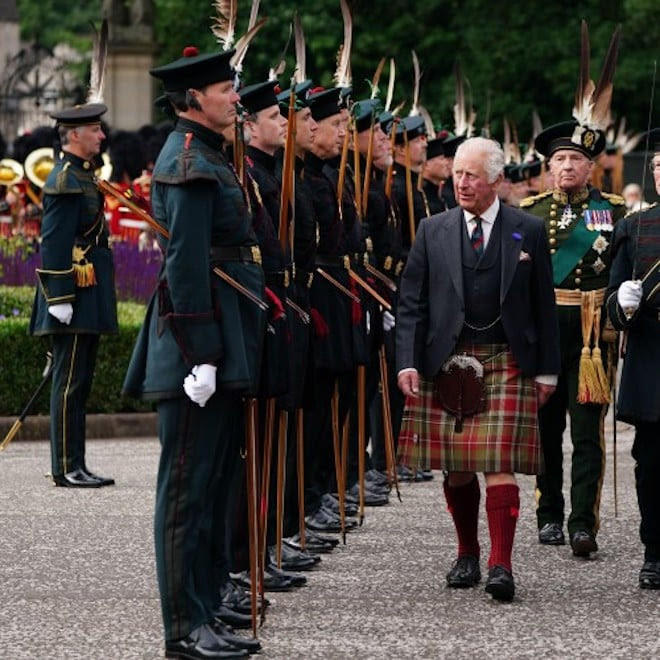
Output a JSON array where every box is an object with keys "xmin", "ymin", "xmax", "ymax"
[{"xmin": 0, "ymin": 286, "xmax": 152, "ymax": 416}]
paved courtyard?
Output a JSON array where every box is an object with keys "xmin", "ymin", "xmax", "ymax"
[{"xmin": 0, "ymin": 420, "xmax": 658, "ymax": 659}]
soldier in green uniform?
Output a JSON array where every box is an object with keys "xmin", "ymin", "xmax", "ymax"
[
  {"xmin": 420, "ymin": 136, "xmax": 449, "ymax": 216},
  {"xmin": 29, "ymin": 103, "xmax": 117, "ymax": 488},
  {"xmin": 122, "ymin": 46, "xmax": 264, "ymax": 658},
  {"xmin": 521, "ymin": 120, "xmax": 626, "ymax": 557}
]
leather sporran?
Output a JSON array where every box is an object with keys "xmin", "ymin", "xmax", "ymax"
[{"xmin": 434, "ymin": 354, "xmax": 487, "ymax": 433}]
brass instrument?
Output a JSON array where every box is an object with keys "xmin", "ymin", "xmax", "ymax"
[
  {"xmin": 0, "ymin": 159, "xmax": 25, "ymax": 187},
  {"xmin": 24, "ymin": 147, "xmax": 55, "ymax": 189}
]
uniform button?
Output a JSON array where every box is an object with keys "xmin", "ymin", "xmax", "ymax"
[
  {"xmin": 582, "ymin": 203, "xmax": 588, "ymax": 210},
  {"xmin": 574, "ymin": 277, "xmax": 581, "ymax": 285},
  {"xmin": 549, "ymin": 238, "xmax": 557, "ymax": 245},
  {"xmin": 549, "ymin": 228, "xmax": 556, "ymax": 236},
  {"xmin": 550, "ymin": 248, "xmax": 556, "ymax": 255},
  {"xmin": 551, "ymin": 203, "xmax": 557, "ymax": 210},
  {"xmin": 575, "ymin": 268, "xmax": 582, "ymax": 275},
  {"xmin": 578, "ymin": 259, "xmax": 583, "ymax": 265},
  {"xmin": 549, "ymin": 219, "xmax": 557, "ymax": 227},
  {"xmin": 549, "ymin": 210, "xmax": 557, "ymax": 217}
]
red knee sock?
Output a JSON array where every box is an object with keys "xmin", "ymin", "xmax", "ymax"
[
  {"xmin": 443, "ymin": 476, "xmax": 481, "ymax": 558},
  {"xmin": 486, "ymin": 484, "xmax": 520, "ymax": 572}
]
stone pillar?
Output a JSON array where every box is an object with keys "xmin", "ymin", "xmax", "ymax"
[{"xmin": 103, "ymin": 0, "xmax": 155, "ymax": 130}]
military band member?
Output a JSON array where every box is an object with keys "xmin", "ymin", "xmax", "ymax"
[
  {"xmin": 122, "ymin": 46, "xmax": 264, "ymax": 658},
  {"xmin": 605, "ymin": 128, "xmax": 660, "ymax": 590},
  {"xmin": 29, "ymin": 103, "xmax": 117, "ymax": 488},
  {"xmin": 523, "ymin": 120, "xmax": 626, "ymax": 557}
]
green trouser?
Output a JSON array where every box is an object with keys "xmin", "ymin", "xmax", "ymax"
[
  {"xmin": 50, "ymin": 333, "xmax": 99, "ymax": 476},
  {"xmin": 536, "ymin": 305, "xmax": 608, "ymax": 537},
  {"xmin": 154, "ymin": 392, "xmax": 242, "ymax": 641}
]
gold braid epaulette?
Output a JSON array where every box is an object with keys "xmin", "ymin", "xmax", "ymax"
[
  {"xmin": 624, "ymin": 201, "xmax": 658, "ymax": 218},
  {"xmin": 600, "ymin": 191, "xmax": 626, "ymax": 206},
  {"xmin": 519, "ymin": 190, "xmax": 553, "ymax": 208}
]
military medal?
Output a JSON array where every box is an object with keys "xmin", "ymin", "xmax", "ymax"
[
  {"xmin": 592, "ymin": 235, "xmax": 609, "ymax": 255},
  {"xmin": 558, "ymin": 206, "xmax": 577, "ymax": 230},
  {"xmin": 583, "ymin": 209, "xmax": 595, "ymax": 231}
]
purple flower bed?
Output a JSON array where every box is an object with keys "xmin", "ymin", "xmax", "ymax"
[
  {"xmin": 0, "ymin": 236, "xmax": 161, "ymax": 304},
  {"xmin": 0, "ymin": 237, "xmax": 40, "ymax": 287},
  {"xmin": 112, "ymin": 240, "xmax": 162, "ymax": 303}
]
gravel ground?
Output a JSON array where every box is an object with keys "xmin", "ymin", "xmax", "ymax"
[{"xmin": 0, "ymin": 419, "xmax": 658, "ymax": 659}]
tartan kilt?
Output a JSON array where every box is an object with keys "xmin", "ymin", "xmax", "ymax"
[{"xmin": 397, "ymin": 344, "xmax": 542, "ymax": 475}]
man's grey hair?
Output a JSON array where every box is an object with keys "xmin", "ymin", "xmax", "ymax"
[
  {"xmin": 57, "ymin": 125, "xmax": 73, "ymax": 146},
  {"xmin": 455, "ymin": 136, "xmax": 505, "ymax": 183}
]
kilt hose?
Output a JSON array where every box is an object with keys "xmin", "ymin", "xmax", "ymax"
[{"xmin": 397, "ymin": 343, "xmax": 541, "ymax": 475}]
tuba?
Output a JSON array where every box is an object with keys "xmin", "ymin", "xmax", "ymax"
[
  {"xmin": 24, "ymin": 147, "xmax": 55, "ymax": 188},
  {"xmin": 0, "ymin": 158, "xmax": 25, "ymax": 187}
]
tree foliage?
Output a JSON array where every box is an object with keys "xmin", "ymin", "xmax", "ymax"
[{"xmin": 15, "ymin": 0, "xmax": 659, "ymax": 140}]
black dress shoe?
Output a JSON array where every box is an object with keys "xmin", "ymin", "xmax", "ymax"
[
  {"xmin": 165, "ymin": 623, "xmax": 248, "ymax": 658},
  {"xmin": 231, "ymin": 569, "xmax": 293, "ymax": 592},
  {"xmin": 570, "ymin": 530, "xmax": 598, "ymax": 557},
  {"xmin": 538, "ymin": 522, "xmax": 565, "ymax": 545},
  {"xmin": 365, "ymin": 468, "xmax": 389, "ymax": 487},
  {"xmin": 639, "ymin": 560, "xmax": 660, "ymax": 589},
  {"xmin": 211, "ymin": 618, "xmax": 261, "ymax": 654},
  {"xmin": 219, "ymin": 580, "xmax": 269, "ymax": 615},
  {"xmin": 306, "ymin": 507, "xmax": 357, "ymax": 532},
  {"xmin": 283, "ymin": 533, "xmax": 335, "ymax": 554},
  {"xmin": 485, "ymin": 565, "xmax": 515, "ymax": 602},
  {"xmin": 397, "ymin": 465, "xmax": 414, "ymax": 482},
  {"xmin": 82, "ymin": 469, "xmax": 115, "ymax": 487},
  {"xmin": 213, "ymin": 605, "xmax": 252, "ymax": 630},
  {"xmin": 446, "ymin": 555, "xmax": 481, "ymax": 588},
  {"xmin": 269, "ymin": 544, "xmax": 320, "ymax": 571},
  {"xmin": 306, "ymin": 529, "xmax": 340, "ymax": 546},
  {"xmin": 266, "ymin": 562, "xmax": 307, "ymax": 587},
  {"xmin": 52, "ymin": 468, "xmax": 102, "ymax": 488},
  {"xmin": 321, "ymin": 493, "xmax": 359, "ymax": 517},
  {"xmin": 348, "ymin": 481, "xmax": 390, "ymax": 497}
]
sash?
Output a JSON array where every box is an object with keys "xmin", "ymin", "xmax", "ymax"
[{"xmin": 551, "ymin": 199, "xmax": 611, "ymax": 286}]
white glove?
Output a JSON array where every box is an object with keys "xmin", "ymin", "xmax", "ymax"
[
  {"xmin": 383, "ymin": 310, "xmax": 396, "ymax": 332},
  {"xmin": 183, "ymin": 364, "xmax": 217, "ymax": 407},
  {"xmin": 48, "ymin": 303, "xmax": 73, "ymax": 325},
  {"xmin": 617, "ymin": 280, "xmax": 642, "ymax": 313}
]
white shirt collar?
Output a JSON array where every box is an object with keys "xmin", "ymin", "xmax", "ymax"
[{"xmin": 463, "ymin": 196, "xmax": 500, "ymax": 225}]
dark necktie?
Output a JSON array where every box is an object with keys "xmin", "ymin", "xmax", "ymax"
[{"xmin": 471, "ymin": 217, "xmax": 484, "ymax": 256}]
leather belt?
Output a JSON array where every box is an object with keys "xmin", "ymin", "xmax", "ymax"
[
  {"xmin": 210, "ymin": 245, "xmax": 262, "ymax": 265},
  {"xmin": 555, "ymin": 287, "xmax": 605, "ymax": 307},
  {"xmin": 315, "ymin": 254, "xmax": 350, "ymax": 269},
  {"xmin": 294, "ymin": 268, "xmax": 314, "ymax": 288},
  {"xmin": 265, "ymin": 270, "xmax": 290, "ymax": 288}
]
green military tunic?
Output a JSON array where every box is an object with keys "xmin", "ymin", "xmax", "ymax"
[
  {"xmin": 521, "ymin": 185, "xmax": 626, "ymax": 538},
  {"xmin": 122, "ymin": 118, "xmax": 266, "ymax": 641},
  {"xmin": 29, "ymin": 151, "xmax": 118, "ymax": 477}
]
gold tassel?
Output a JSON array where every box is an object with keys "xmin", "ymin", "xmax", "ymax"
[
  {"xmin": 577, "ymin": 346, "xmax": 599, "ymax": 403},
  {"xmin": 72, "ymin": 245, "xmax": 97, "ymax": 288},
  {"xmin": 73, "ymin": 262, "xmax": 97, "ymax": 287},
  {"xmin": 590, "ymin": 308, "xmax": 611, "ymax": 404},
  {"xmin": 577, "ymin": 291, "xmax": 598, "ymax": 404}
]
